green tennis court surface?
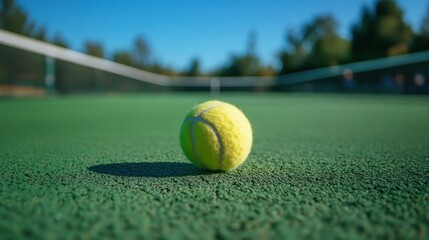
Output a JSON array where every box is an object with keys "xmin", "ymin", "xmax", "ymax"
[{"xmin": 1, "ymin": 94, "xmax": 428, "ymax": 239}]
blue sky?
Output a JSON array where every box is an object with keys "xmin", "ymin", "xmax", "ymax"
[{"xmin": 16, "ymin": 0, "xmax": 428, "ymax": 71}]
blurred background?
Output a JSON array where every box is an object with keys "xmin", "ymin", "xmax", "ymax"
[{"xmin": 0, "ymin": 0, "xmax": 428, "ymax": 96}]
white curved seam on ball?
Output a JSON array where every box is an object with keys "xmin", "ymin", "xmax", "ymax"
[
  {"xmin": 184, "ymin": 103, "xmax": 221, "ymax": 123},
  {"xmin": 185, "ymin": 103, "xmax": 222, "ymax": 169},
  {"xmin": 197, "ymin": 103, "xmax": 223, "ymax": 169},
  {"xmin": 196, "ymin": 103, "xmax": 221, "ymax": 118},
  {"xmin": 197, "ymin": 118, "xmax": 224, "ymax": 170},
  {"xmin": 190, "ymin": 119, "xmax": 207, "ymax": 169}
]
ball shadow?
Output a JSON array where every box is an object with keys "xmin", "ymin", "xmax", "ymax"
[{"xmin": 88, "ymin": 162, "xmax": 208, "ymax": 178}]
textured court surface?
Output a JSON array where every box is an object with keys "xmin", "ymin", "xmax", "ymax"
[{"xmin": 0, "ymin": 94, "xmax": 428, "ymax": 239}]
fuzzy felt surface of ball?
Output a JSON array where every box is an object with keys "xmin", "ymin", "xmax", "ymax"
[{"xmin": 180, "ymin": 100, "xmax": 253, "ymax": 171}]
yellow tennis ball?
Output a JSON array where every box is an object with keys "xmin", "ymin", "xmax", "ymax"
[{"xmin": 180, "ymin": 100, "xmax": 253, "ymax": 171}]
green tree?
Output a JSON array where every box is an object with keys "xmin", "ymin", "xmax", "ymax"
[
  {"xmin": 305, "ymin": 15, "xmax": 350, "ymax": 68},
  {"xmin": 33, "ymin": 26, "xmax": 46, "ymax": 41},
  {"xmin": 351, "ymin": 0, "xmax": 414, "ymax": 60},
  {"xmin": 277, "ymin": 30, "xmax": 308, "ymax": 74},
  {"xmin": 183, "ymin": 58, "xmax": 201, "ymax": 76},
  {"xmin": 133, "ymin": 36, "xmax": 151, "ymax": 68},
  {"xmin": 113, "ymin": 51, "xmax": 133, "ymax": 66},
  {"xmin": 149, "ymin": 61, "xmax": 175, "ymax": 76},
  {"xmin": 278, "ymin": 15, "xmax": 349, "ymax": 74},
  {"xmin": 218, "ymin": 32, "xmax": 263, "ymax": 76},
  {"xmin": 83, "ymin": 41, "xmax": 105, "ymax": 58},
  {"xmin": 0, "ymin": 0, "xmax": 28, "ymax": 34},
  {"xmin": 52, "ymin": 33, "xmax": 68, "ymax": 48},
  {"xmin": 218, "ymin": 54, "xmax": 260, "ymax": 76},
  {"xmin": 0, "ymin": 0, "xmax": 44, "ymax": 38}
]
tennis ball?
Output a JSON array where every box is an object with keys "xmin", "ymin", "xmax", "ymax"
[{"xmin": 180, "ymin": 100, "xmax": 253, "ymax": 171}]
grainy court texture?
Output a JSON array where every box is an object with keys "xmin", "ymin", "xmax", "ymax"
[{"xmin": 0, "ymin": 94, "xmax": 428, "ymax": 239}]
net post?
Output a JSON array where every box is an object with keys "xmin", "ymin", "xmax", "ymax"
[
  {"xmin": 210, "ymin": 77, "xmax": 220, "ymax": 96},
  {"xmin": 44, "ymin": 56, "xmax": 56, "ymax": 95}
]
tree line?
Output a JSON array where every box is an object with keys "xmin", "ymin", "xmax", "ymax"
[{"xmin": 1, "ymin": 0, "xmax": 429, "ymax": 77}]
